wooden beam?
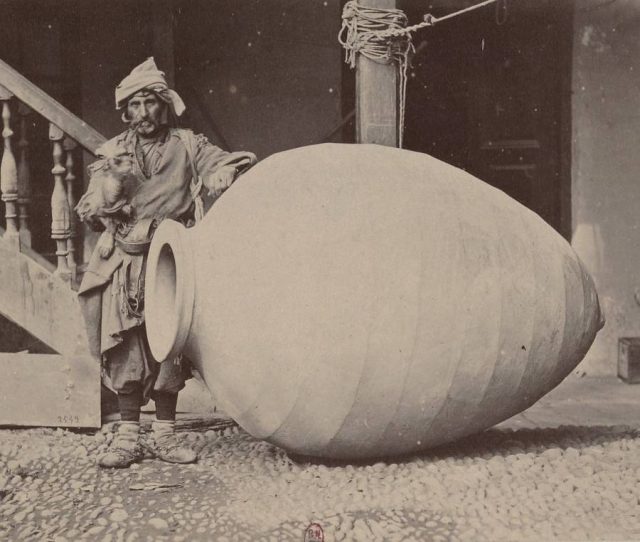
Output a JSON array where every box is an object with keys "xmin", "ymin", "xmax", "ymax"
[
  {"xmin": 152, "ymin": 0, "xmax": 176, "ymax": 87},
  {"xmin": 356, "ymin": 0, "xmax": 399, "ymax": 146},
  {"xmin": 0, "ymin": 58, "xmax": 106, "ymax": 154}
]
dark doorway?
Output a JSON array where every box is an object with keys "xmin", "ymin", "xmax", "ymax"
[{"xmin": 401, "ymin": 0, "xmax": 573, "ymax": 237}]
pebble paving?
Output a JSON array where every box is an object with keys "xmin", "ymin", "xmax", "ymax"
[{"xmin": 1, "ymin": 424, "xmax": 640, "ymax": 541}]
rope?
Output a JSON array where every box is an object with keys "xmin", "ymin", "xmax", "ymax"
[
  {"xmin": 338, "ymin": 2, "xmax": 411, "ymax": 68},
  {"xmin": 375, "ymin": 0, "xmax": 500, "ymax": 38},
  {"xmin": 339, "ymin": 0, "xmax": 500, "ymax": 147}
]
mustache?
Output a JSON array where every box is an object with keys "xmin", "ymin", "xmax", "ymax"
[{"xmin": 129, "ymin": 117, "xmax": 156, "ymax": 128}]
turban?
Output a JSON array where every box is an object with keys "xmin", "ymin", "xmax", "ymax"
[{"xmin": 115, "ymin": 57, "xmax": 186, "ymax": 117}]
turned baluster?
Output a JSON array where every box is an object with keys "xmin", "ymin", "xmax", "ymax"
[
  {"xmin": 63, "ymin": 137, "xmax": 78, "ymax": 278},
  {"xmin": 0, "ymin": 85, "xmax": 19, "ymax": 248},
  {"xmin": 17, "ymin": 103, "xmax": 32, "ymax": 248},
  {"xmin": 49, "ymin": 123, "xmax": 71, "ymax": 280}
]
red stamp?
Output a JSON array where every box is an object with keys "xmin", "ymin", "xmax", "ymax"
[{"xmin": 304, "ymin": 522, "xmax": 324, "ymax": 542}]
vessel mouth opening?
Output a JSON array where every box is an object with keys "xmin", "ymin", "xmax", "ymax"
[
  {"xmin": 157, "ymin": 243, "xmax": 178, "ymax": 350},
  {"xmin": 145, "ymin": 220, "xmax": 195, "ymax": 363},
  {"xmin": 146, "ymin": 242, "xmax": 179, "ymax": 362}
]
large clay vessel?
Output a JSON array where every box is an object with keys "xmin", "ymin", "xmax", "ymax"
[{"xmin": 144, "ymin": 143, "xmax": 603, "ymax": 460}]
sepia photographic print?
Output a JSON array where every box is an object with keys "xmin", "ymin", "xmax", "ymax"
[{"xmin": 0, "ymin": 0, "xmax": 638, "ymax": 540}]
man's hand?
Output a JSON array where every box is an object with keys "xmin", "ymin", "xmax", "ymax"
[{"xmin": 207, "ymin": 165, "xmax": 237, "ymax": 198}]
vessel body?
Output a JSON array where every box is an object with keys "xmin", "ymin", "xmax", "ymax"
[{"xmin": 145, "ymin": 143, "xmax": 603, "ymax": 459}]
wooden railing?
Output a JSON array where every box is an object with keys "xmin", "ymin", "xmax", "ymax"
[{"xmin": 0, "ymin": 58, "xmax": 107, "ymax": 282}]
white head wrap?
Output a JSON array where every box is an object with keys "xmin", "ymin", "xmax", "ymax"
[{"xmin": 115, "ymin": 57, "xmax": 186, "ymax": 117}]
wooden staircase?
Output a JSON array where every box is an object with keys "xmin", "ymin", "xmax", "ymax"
[{"xmin": 0, "ymin": 58, "xmax": 107, "ymax": 428}]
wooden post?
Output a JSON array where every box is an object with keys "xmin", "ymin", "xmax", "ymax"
[
  {"xmin": 63, "ymin": 137, "xmax": 78, "ymax": 279},
  {"xmin": 49, "ymin": 123, "xmax": 71, "ymax": 281},
  {"xmin": 356, "ymin": 0, "xmax": 399, "ymax": 147},
  {"xmin": 17, "ymin": 103, "xmax": 32, "ymax": 248},
  {"xmin": 0, "ymin": 84, "xmax": 20, "ymax": 248},
  {"xmin": 152, "ymin": 0, "xmax": 175, "ymax": 87}
]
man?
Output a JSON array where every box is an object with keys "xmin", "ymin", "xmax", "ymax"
[{"xmin": 77, "ymin": 58, "xmax": 256, "ymax": 469}]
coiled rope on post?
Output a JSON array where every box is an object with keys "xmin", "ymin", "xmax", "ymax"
[
  {"xmin": 338, "ymin": 1, "xmax": 414, "ymax": 147},
  {"xmin": 339, "ymin": 0, "xmax": 499, "ymax": 148},
  {"xmin": 338, "ymin": 1, "xmax": 412, "ymax": 68}
]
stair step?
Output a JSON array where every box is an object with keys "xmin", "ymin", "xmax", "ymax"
[{"xmin": 0, "ymin": 352, "xmax": 100, "ymax": 428}]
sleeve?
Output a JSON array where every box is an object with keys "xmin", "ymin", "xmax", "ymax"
[{"xmin": 193, "ymin": 133, "xmax": 257, "ymax": 196}]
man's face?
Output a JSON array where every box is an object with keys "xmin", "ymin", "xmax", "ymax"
[{"xmin": 126, "ymin": 91, "xmax": 165, "ymax": 138}]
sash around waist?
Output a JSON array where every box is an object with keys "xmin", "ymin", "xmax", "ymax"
[{"xmin": 115, "ymin": 217, "xmax": 158, "ymax": 254}]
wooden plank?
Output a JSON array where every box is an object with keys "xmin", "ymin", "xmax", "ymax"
[
  {"xmin": 356, "ymin": 0, "xmax": 398, "ymax": 146},
  {"xmin": 0, "ymin": 239, "xmax": 90, "ymax": 356},
  {"xmin": 557, "ymin": 1, "xmax": 574, "ymax": 241},
  {"xmin": 0, "ymin": 58, "xmax": 106, "ymax": 154},
  {"xmin": 0, "ymin": 353, "xmax": 100, "ymax": 428},
  {"xmin": 0, "ymin": 224, "xmax": 55, "ymax": 273}
]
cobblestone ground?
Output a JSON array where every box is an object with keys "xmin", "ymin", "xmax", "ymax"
[{"xmin": 1, "ymin": 423, "xmax": 640, "ymax": 541}]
